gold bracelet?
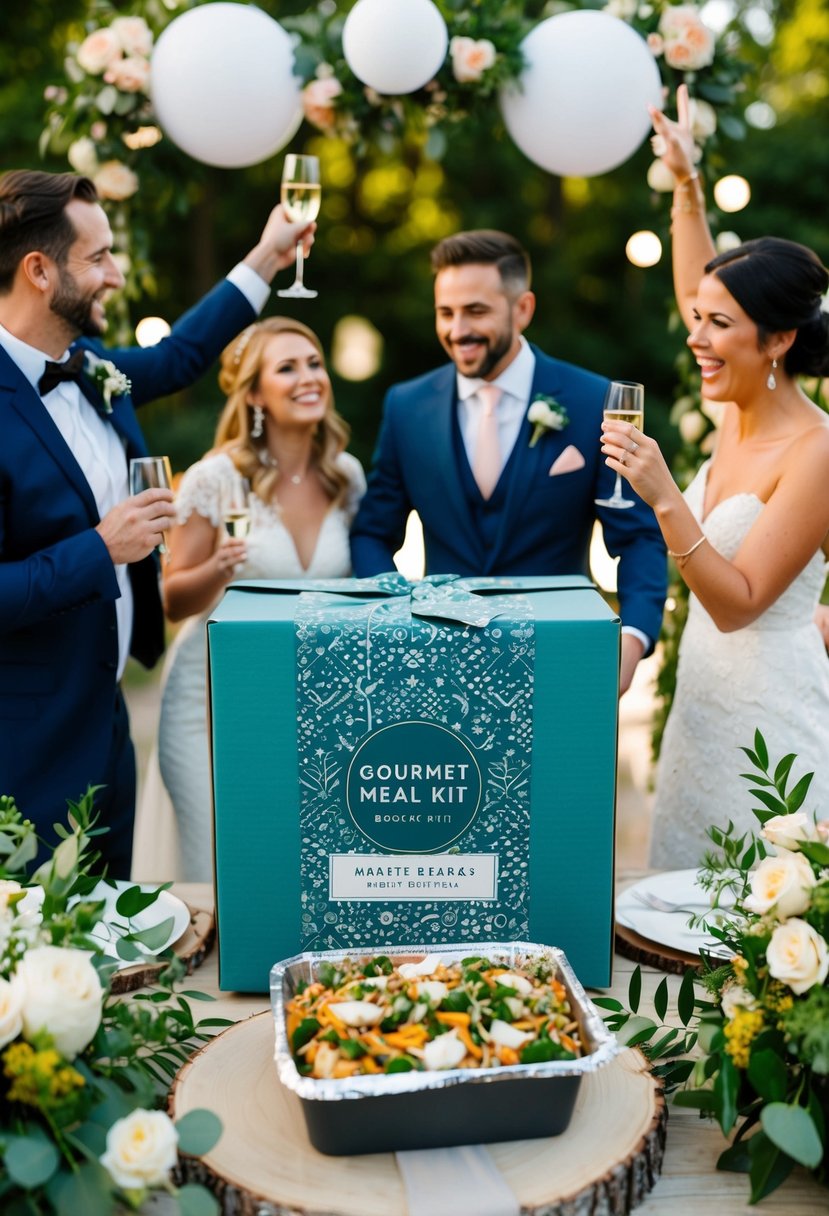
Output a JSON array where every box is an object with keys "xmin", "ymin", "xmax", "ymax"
[{"xmin": 668, "ymin": 535, "xmax": 707, "ymax": 566}]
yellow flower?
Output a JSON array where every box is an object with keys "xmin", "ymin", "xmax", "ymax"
[
  {"xmin": 3, "ymin": 1039, "xmax": 85, "ymax": 1108},
  {"xmin": 723, "ymin": 1007, "xmax": 765, "ymax": 1069}
]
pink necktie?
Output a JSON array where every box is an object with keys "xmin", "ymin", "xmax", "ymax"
[{"xmin": 473, "ymin": 384, "xmax": 502, "ymax": 500}]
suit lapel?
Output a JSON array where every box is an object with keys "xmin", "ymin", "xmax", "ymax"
[
  {"xmin": 0, "ymin": 345, "xmax": 99, "ymax": 523},
  {"xmin": 416, "ymin": 369, "xmax": 486, "ymax": 570}
]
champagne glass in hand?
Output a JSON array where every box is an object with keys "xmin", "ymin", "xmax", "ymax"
[
  {"xmin": 277, "ymin": 154, "xmax": 321, "ymax": 300},
  {"xmin": 221, "ymin": 475, "xmax": 251, "ymax": 539},
  {"xmin": 595, "ymin": 381, "xmax": 644, "ymax": 510},
  {"xmin": 129, "ymin": 456, "xmax": 173, "ymax": 553}
]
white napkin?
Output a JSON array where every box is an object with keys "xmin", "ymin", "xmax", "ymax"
[{"xmin": 396, "ymin": 1146, "xmax": 520, "ymax": 1216}]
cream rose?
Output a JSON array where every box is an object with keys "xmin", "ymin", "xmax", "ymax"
[
  {"xmin": 94, "ymin": 161, "xmax": 139, "ymax": 202},
  {"xmin": 450, "ymin": 37, "xmax": 497, "ymax": 84},
  {"xmin": 14, "ymin": 945, "xmax": 103, "ymax": 1058},
  {"xmin": 767, "ymin": 918, "xmax": 829, "ymax": 994},
  {"xmin": 104, "ymin": 56, "xmax": 151, "ymax": 94},
  {"xmin": 0, "ymin": 879, "xmax": 23, "ymax": 912},
  {"xmin": 659, "ymin": 6, "xmax": 716, "ymax": 71},
  {"xmin": 0, "ymin": 976, "xmax": 23, "ymax": 1049},
  {"xmin": 743, "ymin": 852, "xmax": 816, "ymax": 919},
  {"xmin": 679, "ymin": 409, "xmax": 707, "ymax": 443},
  {"xmin": 647, "ymin": 159, "xmax": 677, "ymax": 192},
  {"xmin": 762, "ymin": 811, "xmax": 819, "ymax": 853},
  {"xmin": 111, "ymin": 16, "xmax": 153, "ymax": 58},
  {"xmin": 720, "ymin": 981, "xmax": 757, "ymax": 1019},
  {"xmin": 100, "ymin": 1109, "xmax": 179, "ymax": 1189},
  {"xmin": 67, "ymin": 137, "xmax": 99, "ymax": 176},
  {"xmin": 302, "ymin": 77, "xmax": 342, "ymax": 131},
  {"xmin": 76, "ymin": 28, "xmax": 123, "ymax": 75},
  {"xmin": 690, "ymin": 97, "xmax": 717, "ymax": 139}
]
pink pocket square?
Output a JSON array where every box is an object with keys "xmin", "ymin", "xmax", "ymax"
[{"xmin": 548, "ymin": 445, "xmax": 586, "ymax": 476}]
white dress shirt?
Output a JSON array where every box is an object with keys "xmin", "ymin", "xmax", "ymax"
[
  {"xmin": 0, "ymin": 263, "xmax": 269, "ymax": 680},
  {"xmin": 455, "ymin": 337, "xmax": 650, "ymax": 654}
]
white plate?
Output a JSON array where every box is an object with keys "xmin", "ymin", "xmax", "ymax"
[
  {"xmin": 615, "ymin": 869, "xmax": 735, "ymax": 959},
  {"xmin": 19, "ymin": 882, "xmax": 190, "ymax": 969}
]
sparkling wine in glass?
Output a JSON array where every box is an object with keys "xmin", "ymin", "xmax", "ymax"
[
  {"xmin": 595, "ymin": 381, "xmax": 644, "ymax": 510},
  {"xmin": 277, "ymin": 154, "xmax": 321, "ymax": 300},
  {"xmin": 129, "ymin": 456, "xmax": 173, "ymax": 554},
  {"xmin": 221, "ymin": 475, "xmax": 251, "ymax": 539}
]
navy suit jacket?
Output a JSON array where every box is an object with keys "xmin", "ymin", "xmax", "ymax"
[
  {"xmin": 350, "ymin": 345, "xmax": 666, "ymax": 643},
  {"xmin": 0, "ymin": 278, "xmax": 255, "ymax": 832}
]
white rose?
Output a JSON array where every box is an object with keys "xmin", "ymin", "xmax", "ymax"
[
  {"xmin": 767, "ymin": 918, "xmax": 829, "ymax": 995},
  {"xmin": 0, "ymin": 879, "xmax": 23, "ymax": 912},
  {"xmin": 76, "ymin": 28, "xmax": 123, "ymax": 75},
  {"xmin": 450, "ymin": 36, "xmax": 497, "ymax": 84},
  {"xmin": 67, "ymin": 137, "xmax": 99, "ymax": 176},
  {"xmin": 111, "ymin": 16, "xmax": 153, "ymax": 58},
  {"xmin": 744, "ymin": 852, "xmax": 816, "ymax": 919},
  {"xmin": 678, "ymin": 409, "xmax": 707, "ymax": 443},
  {"xmin": 527, "ymin": 400, "xmax": 555, "ymax": 426},
  {"xmin": 647, "ymin": 159, "xmax": 677, "ymax": 192},
  {"xmin": 100, "ymin": 1109, "xmax": 179, "ymax": 1189},
  {"xmin": 690, "ymin": 97, "xmax": 717, "ymax": 139},
  {"xmin": 762, "ymin": 811, "xmax": 819, "ymax": 853},
  {"xmin": 0, "ymin": 976, "xmax": 24, "ymax": 1049},
  {"xmin": 14, "ymin": 945, "xmax": 103, "ymax": 1058},
  {"xmin": 104, "ymin": 56, "xmax": 151, "ymax": 94},
  {"xmin": 93, "ymin": 161, "xmax": 139, "ymax": 201},
  {"xmin": 720, "ymin": 981, "xmax": 757, "ymax": 1019}
]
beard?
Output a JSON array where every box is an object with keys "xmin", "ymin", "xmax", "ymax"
[
  {"xmin": 447, "ymin": 319, "xmax": 515, "ymax": 379},
  {"xmin": 50, "ymin": 268, "xmax": 105, "ymax": 338}
]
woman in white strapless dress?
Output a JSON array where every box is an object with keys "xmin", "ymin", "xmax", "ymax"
[
  {"xmin": 603, "ymin": 87, "xmax": 829, "ymax": 867},
  {"xmin": 140, "ymin": 318, "xmax": 364, "ymax": 881}
]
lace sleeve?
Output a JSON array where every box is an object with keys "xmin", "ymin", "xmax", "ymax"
[
  {"xmin": 174, "ymin": 453, "xmax": 235, "ymax": 528},
  {"xmin": 338, "ymin": 452, "xmax": 366, "ymax": 525}
]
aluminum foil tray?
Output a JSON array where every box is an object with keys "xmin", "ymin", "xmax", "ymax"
[{"xmin": 270, "ymin": 942, "xmax": 620, "ymax": 1156}]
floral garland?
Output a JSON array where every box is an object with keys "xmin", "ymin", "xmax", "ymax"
[
  {"xmin": 599, "ymin": 735, "xmax": 829, "ymax": 1203},
  {"xmin": 0, "ymin": 790, "xmax": 223, "ymax": 1215}
]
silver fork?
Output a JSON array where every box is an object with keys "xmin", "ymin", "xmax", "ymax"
[{"xmin": 632, "ymin": 891, "xmax": 725, "ymax": 915}]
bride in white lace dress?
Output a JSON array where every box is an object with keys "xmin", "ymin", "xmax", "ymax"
[
  {"xmin": 603, "ymin": 87, "xmax": 829, "ymax": 867},
  {"xmin": 148, "ymin": 318, "xmax": 364, "ymax": 881}
]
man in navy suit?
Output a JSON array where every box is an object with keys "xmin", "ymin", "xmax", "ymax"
[
  {"xmin": 0, "ymin": 169, "xmax": 312, "ymax": 874},
  {"xmin": 351, "ymin": 229, "xmax": 667, "ymax": 693}
]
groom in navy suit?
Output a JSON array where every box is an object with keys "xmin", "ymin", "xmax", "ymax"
[
  {"xmin": 351, "ymin": 229, "xmax": 667, "ymax": 693},
  {"xmin": 0, "ymin": 169, "xmax": 313, "ymax": 874}
]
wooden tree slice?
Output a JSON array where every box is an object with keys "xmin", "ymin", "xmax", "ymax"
[
  {"xmin": 615, "ymin": 924, "xmax": 700, "ymax": 976},
  {"xmin": 110, "ymin": 905, "xmax": 214, "ymax": 994},
  {"xmin": 170, "ymin": 1011, "xmax": 666, "ymax": 1216}
]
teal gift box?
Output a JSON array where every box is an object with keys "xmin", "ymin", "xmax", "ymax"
[{"xmin": 207, "ymin": 575, "xmax": 619, "ymax": 991}]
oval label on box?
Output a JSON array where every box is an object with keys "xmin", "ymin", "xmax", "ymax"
[{"xmin": 346, "ymin": 721, "xmax": 482, "ymax": 852}]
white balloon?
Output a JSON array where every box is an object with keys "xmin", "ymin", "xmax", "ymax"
[
  {"xmin": 343, "ymin": 0, "xmax": 448, "ymax": 95},
  {"xmin": 151, "ymin": 3, "xmax": 302, "ymax": 169},
  {"xmin": 500, "ymin": 12, "xmax": 663, "ymax": 178}
]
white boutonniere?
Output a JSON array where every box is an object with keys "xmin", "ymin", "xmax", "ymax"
[
  {"xmin": 83, "ymin": 352, "xmax": 131, "ymax": 413},
  {"xmin": 527, "ymin": 394, "xmax": 569, "ymax": 447}
]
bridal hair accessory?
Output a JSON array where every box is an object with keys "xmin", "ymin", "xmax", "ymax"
[
  {"xmin": 767, "ymin": 358, "xmax": 778, "ymax": 391},
  {"xmin": 251, "ymin": 404, "xmax": 265, "ymax": 438},
  {"xmin": 232, "ymin": 324, "xmax": 256, "ymax": 367}
]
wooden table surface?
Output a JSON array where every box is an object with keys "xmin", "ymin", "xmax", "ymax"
[{"xmin": 172, "ymin": 876, "xmax": 826, "ymax": 1216}]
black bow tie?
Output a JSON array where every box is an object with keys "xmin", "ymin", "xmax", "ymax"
[{"xmin": 38, "ymin": 350, "xmax": 86, "ymax": 397}]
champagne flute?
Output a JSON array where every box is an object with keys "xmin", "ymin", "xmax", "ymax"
[
  {"xmin": 129, "ymin": 456, "xmax": 173, "ymax": 554},
  {"xmin": 277, "ymin": 153, "xmax": 321, "ymax": 300},
  {"xmin": 595, "ymin": 381, "xmax": 644, "ymax": 510},
  {"xmin": 221, "ymin": 475, "xmax": 252, "ymax": 539}
]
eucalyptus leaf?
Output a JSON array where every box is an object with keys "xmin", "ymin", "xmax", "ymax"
[
  {"xmin": 115, "ymin": 935, "xmax": 144, "ymax": 961},
  {"xmin": 45, "ymin": 1160, "xmax": 115, "ymax": 1216},
  {"xmin": 4, "ymin": 1134, "xmax": 61, "ymax": 1187},
  {"xmin": 125, "ymin": 914, "xmax": 175, "ymax": 952},
  {"xmin": 115, "ymin": 884, "xmax": 163, "ymax": 917},
  {"xmin": 175, "ymin": 1109, "xmax": 223, "ymax": 1157},
  {"xmin": 615, "ymin": 1015, "xmax": 657, "ymax": 1047},
  {"xmin": 177, "ymin": 1183, "xmax": 220, "ymax": 1216},
  {"xmin": 761, "ymin": 1103, "xmax": 823, "ymax": 1168}
]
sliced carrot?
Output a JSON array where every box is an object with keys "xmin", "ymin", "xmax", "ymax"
[
  {"xmin": 495, "ymin": 1045, "xmax": 519, "ymax": 1066},
  {"xmin": 436, "ymin": 1011, "xmax": 471, "ymax": 1027},
  {"xmin": 457, "ymin": 1027, "xmax": 483, "ymax": 1060}
]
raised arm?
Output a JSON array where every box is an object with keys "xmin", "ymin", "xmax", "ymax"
[{"xmin": 649, "ymin": 84, "xmax": 717, "ymax": 332}]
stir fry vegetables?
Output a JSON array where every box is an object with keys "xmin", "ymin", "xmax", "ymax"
[{"xmin": 285, "ymin": 953, "xmax": 584, "ymax": 1079}]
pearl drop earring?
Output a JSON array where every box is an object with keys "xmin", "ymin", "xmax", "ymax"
[{"xmin": 767, "ymin": 359, "xmax": 778, "ymax": 391}]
